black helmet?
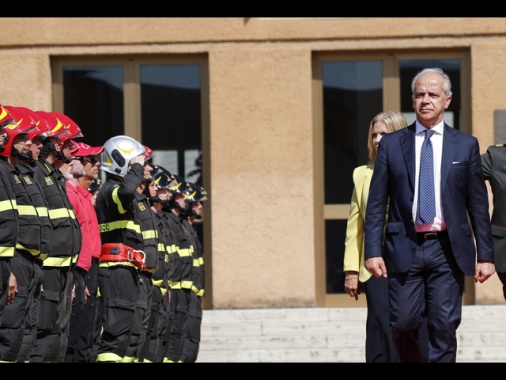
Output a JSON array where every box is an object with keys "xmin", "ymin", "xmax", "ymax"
[
  {"xmin": 169, "ymin": 174, "xmax": 191, "ymax": 195},
  {"xmin": 151, "ymin": 164, "xmax": 176, "ymax": 188},
  {"xmin": 185, "ymin": 183, "xmax": 207, "ymax": 203}
]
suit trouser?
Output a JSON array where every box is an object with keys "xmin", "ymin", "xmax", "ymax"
[
  {"xmin": 388, "ymin": 234, "xmax": 464, "ymax": 363},
  {"xmin": 364, "ymin": 274, "xmax": 430, "ymax": 362}
]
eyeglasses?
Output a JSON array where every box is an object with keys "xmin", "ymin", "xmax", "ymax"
[{"xmin": 70, "ymin": 156, "xmax": 99, "ymax": 165}]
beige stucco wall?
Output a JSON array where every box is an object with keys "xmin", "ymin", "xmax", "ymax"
[
  {"xmin": 209, "ymin": 49, "xmax": 315, "ymax": 308},
  {"xmin": 0, "ymin": 18, "xmax": 505, "ymax": 307}
]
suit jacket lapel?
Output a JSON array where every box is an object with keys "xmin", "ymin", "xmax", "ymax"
[
  {"xmin": 441, "ymin": 123, "xmax": 458, "ymax": 191},
  {"xmin": 401, "ymin": 123, "xmax": 417, "ymax": 192}
]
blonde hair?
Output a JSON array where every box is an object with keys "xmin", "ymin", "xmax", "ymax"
[{"xmin": 367, "ymin": 111, "xmax": 407, "ymax": 163}]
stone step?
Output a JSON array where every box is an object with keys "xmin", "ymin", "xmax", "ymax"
[{"xmin": 197, "ymin": 305, "xmax": 506, "ymax": 362}]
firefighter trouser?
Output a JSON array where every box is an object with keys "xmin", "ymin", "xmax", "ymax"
[
  {"xmin": 0, "ymin": 259, "xmax": 11, "ymax": 327},
  {"xmin": 0, "ymin": 252, "xmax": 37, "ymax": 362},
  {"xmin": 181, "ymin": 292, "xmax": 203, "ymax": 363},
  {"xmin": 16, "ymin": 260, "xmax": 43, "ymax": 363},
  {"xmin": 164, "ymin": 288, "xmax": 190, "ymax": 363},
  {"xmin": 96, "ymin": 266, "xmax": 138, "ymax": 363},
  {"xmin": 123, "ymin": 272, "xmax": 152, "ymax": 362},
  {"xmin": 29, "ymin": 266, "xmax": 73, "ymax": 363}
]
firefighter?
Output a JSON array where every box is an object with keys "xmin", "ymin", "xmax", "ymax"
[
  {"xmin": 29, "ymin": 111, "xmax": 83, "ymax": 363},
  {"xmin": 123, "ymin": 146, "xmax": 159, "ymax": 363},
  {"xmin": 95, "ymin": 135, "xmax": 148, "ymax": 363},
  {"xmin": 8, "ymin": 107, "xmax": 52, "ymax": 363},
  {"xmin": 181, "ymin": 183, "xmax": 207, "ymax": 362},
  {"xmin": 161, "ymin": 174, "xmax": 194, "ymax": 363},
  {"xmin": 140, "ymin": 165, "xmax": 175, "ymax": 362},
  {"xmin": 0, "ymin": 105, "xmax": 17, "ymax": 330},
  {"xmin": 0, "ymin": 106, "xmax": 50, "ymax": 362}
]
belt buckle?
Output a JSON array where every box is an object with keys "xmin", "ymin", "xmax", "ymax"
[
  {"xmin": 425, "ymin": 232, "xmax": 437, "ymax": 240},
  {"xmin": 127, "ymin": 248, "xmax": 134, "ymax": 261}
]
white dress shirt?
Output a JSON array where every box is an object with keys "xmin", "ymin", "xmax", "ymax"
[{"xmin": 413, "ymin": 120, "xmax": 446, "ymax": 233}]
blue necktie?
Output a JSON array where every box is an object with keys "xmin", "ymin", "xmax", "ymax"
[{"xmin": 417, "ymin": 129, "xmax": 435, "ymax": 226}]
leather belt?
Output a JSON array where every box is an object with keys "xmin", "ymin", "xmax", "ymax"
[
  {"xmin": 100, "ymin": 243, "xmax": 146, "ymax": 271},
  {"xmin": 416, "ymin": 230, "xmax": 448, "ymax": 241}
]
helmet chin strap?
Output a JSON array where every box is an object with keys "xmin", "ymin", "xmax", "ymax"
[
  {"xmin": 11, "ymin": 146, "xmax": 34, "ymax": 165},
  {"xmin": 0, "ymin": 134, "xmax": 8, "ymax": 153},
  {"xmin": 181, "ymin": 204, "xmax": 201, "ymax": 219},
  {"xmin": 149, "ymin": 196, "xmax": 170, "ymax": 209},
  {"xmin": 39, "ymin": 134, "xmax": 71, "ymax": 164}
]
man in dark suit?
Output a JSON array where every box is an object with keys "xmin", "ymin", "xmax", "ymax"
[{"xmin": 364, "ymin": 67, "xmax": 495, "ymax": 363}]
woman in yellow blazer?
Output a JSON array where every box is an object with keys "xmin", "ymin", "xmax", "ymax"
[{"xmin": 343, "ymin": 111, "xmax": 408, "ymax": 362}]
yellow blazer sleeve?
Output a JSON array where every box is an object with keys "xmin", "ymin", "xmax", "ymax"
[{"xmin": 343, "ymin": 164, "xmax": 374, "ymax": 283}]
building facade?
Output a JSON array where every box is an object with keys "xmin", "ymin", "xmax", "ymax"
[{"xmin": 0, "ymin": 17, "xmax": 504, "ymax": 308}]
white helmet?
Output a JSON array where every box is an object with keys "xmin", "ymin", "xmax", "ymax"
[{"xmin": 100, "ymin": 135, "xmax": 146, "ymax": 177}]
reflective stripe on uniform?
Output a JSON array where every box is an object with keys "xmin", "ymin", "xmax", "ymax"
[
  {"xmin": 36, "ymin": 206, "xmax": 49, "ymax": 217},
  {"xmin": 48, "ymin": 207, "xmax": 73, "ymax": 219},
  {"xmin": 98, "ymin": 261, "xmax": 139, "ymax": 270},
  {"xmin": 15, "ymin": 243, "xmax": 40, "ymax": 256},
  {"xmin": 99, "ymin": 220, "xmax": 141, "ymax": 233},
  {"xmin": 16, "ymin": 204, "xmax": 37, "ymax": 216},
  {"xmin": 169, "ymin": 281, "xmax": 181, "ymax": 289},
  {"xmin": 43, "ymin": 256, "xmax": 73, "ymax": 267},
  {"xmin": 112, "ymin": 186, "xmax": 126, "ymax": 214},
  {"xmin": 191, "ymin": 285, "xmax": 204, "ymax": 297},
  {"xmin": 0, "ymin": 199, "xmax": 16, "ymax": 211},
  {"xmin": 178, "ymin": 247, "xmax": 191, "ymax": 257},
  {"xmin": 181, "ymin": 280, "xmax": 192, "ymax": 289},
  {"xmin": 97, "ymin": 352, "xmax": 123, "ymax": 363},
  {"xmin": 142, "ymin": 229, "xmax": 157, "ymax": 240},
  {"xmin": 0, "ymin": 246, "xmax": 15, "ymax": 257}
]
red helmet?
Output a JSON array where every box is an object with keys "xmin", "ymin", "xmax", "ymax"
[
  {"xmin": 16, "ymin": 107, "xmax": 50, "ymax": 140},
  {"xmin": 56, "ymin": 113, "xmax": 84, "ymax": 140},
  {"xmin": 34, "ymin": 111, "xmax": 57, "ymax": 138},
  {"xmin": 41, "ymin": 111, "xmax": 83, "ymax": 142},
  {"xmin": 142, "ymin": 145, "xmax": 154, "ymax": 159},
  {"xmin": 1, "ymin": 106, "xmax": 38, "ymax": 157},
  {"xmin": 0, "ymin": 104, "xmax": 13, "ymax": 126}
]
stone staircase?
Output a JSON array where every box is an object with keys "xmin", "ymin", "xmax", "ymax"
[{"xmin": 197, "ymin": 305, "xmax": 506, "ymax": 363}]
